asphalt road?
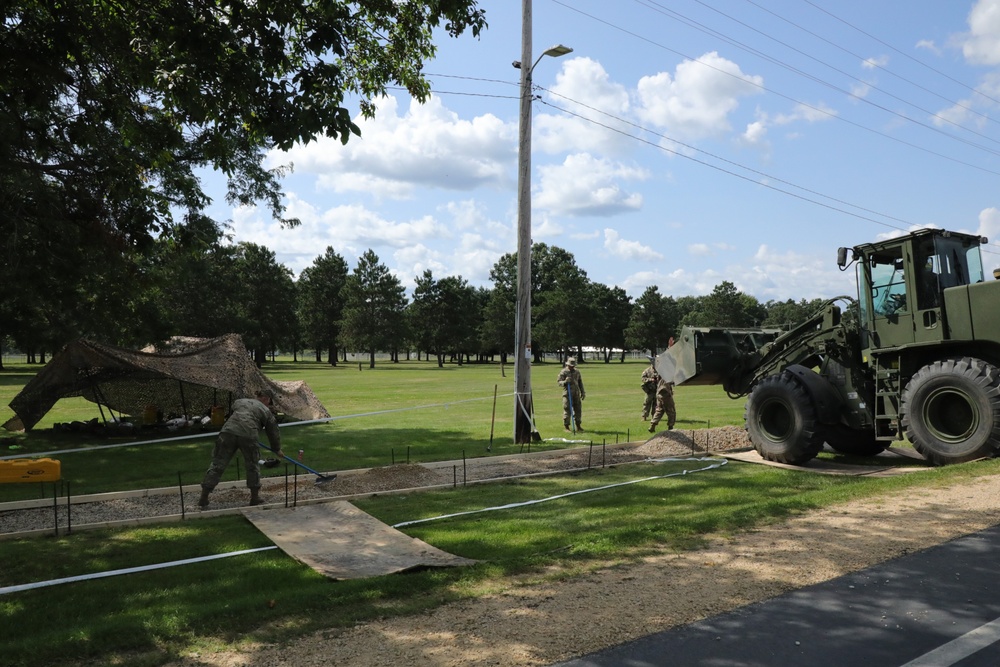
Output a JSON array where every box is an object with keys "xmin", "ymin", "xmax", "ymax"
[{"xmin": 553, "ymin": 524, "xmax": 1000, "ymax": 667}]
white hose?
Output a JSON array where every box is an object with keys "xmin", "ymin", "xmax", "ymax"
[
  {"xmin": 392, "ymin": 457, "xmax": 727, "ymax": 528},
  {"xmin": 0, "ymin": 546, "xmax": 278, "ymax": 595}
]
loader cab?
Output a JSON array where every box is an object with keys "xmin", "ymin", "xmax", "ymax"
[{"xmin": 853, "ymin": 230, "xmax": 986, "ymax": 350}]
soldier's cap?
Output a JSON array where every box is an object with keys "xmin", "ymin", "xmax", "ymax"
[
  {"xmin": 256, "ymin": 389, "xmax": 276, "ymax": 402},
  {"xmin": 565, "ymin": 357, "xmax": 577, "ymax": 367}
]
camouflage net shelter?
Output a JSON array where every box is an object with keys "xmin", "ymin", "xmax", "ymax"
[{"xmin": 2, "ymin": 334, "xmax": 330, "ymax": 431}]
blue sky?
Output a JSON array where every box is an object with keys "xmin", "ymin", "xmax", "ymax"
[{"xmin": 206, "ymin": 0, "xmax": 1000, "ymax": 304}]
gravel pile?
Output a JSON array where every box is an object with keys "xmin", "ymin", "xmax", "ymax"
[{"xmin": 0, "ymin": 427, "xmax": 752, "ymax": 537}]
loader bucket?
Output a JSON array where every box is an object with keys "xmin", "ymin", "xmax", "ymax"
[{"xmin": 656, "ymin": 327, "xmax": 781, "ymax": 387}]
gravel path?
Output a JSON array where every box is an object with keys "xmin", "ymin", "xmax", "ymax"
[{"xmin": 0, "ymin": 427, "xmax": 746, "ymax": 536}]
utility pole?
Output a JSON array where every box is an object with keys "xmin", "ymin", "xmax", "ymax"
[{"xmin": 513, "ymin": 0, "xmax": 571, "ymax": 444}]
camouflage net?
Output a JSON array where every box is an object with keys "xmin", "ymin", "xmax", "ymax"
[{"xmin": 3, "ymin": 334, "xmax": 329, "ymax": 431}]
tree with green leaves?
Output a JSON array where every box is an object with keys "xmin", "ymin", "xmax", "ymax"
[
  {"xmin": 409, "ymin": 271, "xmax": 480, "ymax": 367},
  {"xmin": 147, "ymin": 214, "xmax": 245, "ymax": 342},
  {"xmin": 480, "ymin": 255, "xmax": 517, "ymax": 364},
  {"xmin": 591, "ymin": 283, "xmax": 632, "ymax": 362},
  {"xmin": 234, "ymin": 243, "xmax": 297, "ymax": 366},
  {"xmin": 762, "ymin": 298, "xmax": 827, "ymax": 329},
  {"xmin": 529, "ymin": 244, "xmax": 596, "ymax": 360},
  {"xmin": 682, "ymin": 281, "xmax": 764, "ymax": 328},
  {"xmin": 297, "ymin": 247, "xmax": 349, "ymax": 365},
  {"xmin": 624, "ymin": 286, "xmax": 677, "ymax": 355},
  {"xmin": 339, "ymin": 250, "xmax": 407, "ymax": 368},
  {"xmin": 1, "ymin": 1, "xmax": 485, "ymax": 352}
]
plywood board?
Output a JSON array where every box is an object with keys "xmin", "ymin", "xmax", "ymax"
[
  {"xmin": 243, "ymin": 501, "xmax": 476, "ymax": 580},
  {"xmin": 720, "ymin": 450, "xmax": 924, "ymax": 476}
]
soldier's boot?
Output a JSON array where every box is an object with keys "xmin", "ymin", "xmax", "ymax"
[
  {"xmin": 198, "ymin": 489, "xmax": 211, "ymax": 508},
  {"xmin": 648, "ymin": 423, "xmax": 657, "ymax": 433},
  {"xmin": 564, "ymin": 424, "xmax": 571, "ymax": 432},
  {"xmin": 576, "ymin": 424, "xmax": 584, "ymax": 432},
  {"xmin": 249, "ymin": 488, "xmax": 263, "ymax": 506}
]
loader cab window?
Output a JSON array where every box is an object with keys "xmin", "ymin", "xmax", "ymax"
[
  {"xmin": 932, "ymin": 236, "xmax": 984, "ymax": 288},
  {"xmin": 870, "ymin": 252, "xmax": 907, "ymax": 317}
]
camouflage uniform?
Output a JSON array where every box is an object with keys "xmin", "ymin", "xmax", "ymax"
[
  {"xmin": 640, "ymin": 361, "xmax": 659, "ymax": 421},
  {"xmin": 648, "ymin": 377, "xmax": 676, "ymax": 433},
  {"xmin": 557, "ymin": 358, "xmax": 585, "ymax": 431},
  {"xmin": 199, "ymin": 394, "xmax": 282, "ymax": 507}
]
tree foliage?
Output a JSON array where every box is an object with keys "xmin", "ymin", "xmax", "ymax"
[
  {"xmin": 624, "ymin": 286, "xmax": 676, "ymax": 355},
  {"xmin": 340, "ymin": 250, "xmax": 407, "ymax": 368},
  {"xmin": 408, "ymin": 271, "xmax": 480, "ymax": 366},
  {"xmin": 298, "ymin": 247, "xmax": 349, "ymax": 364},
  {"xmin": 1, "ymin": 0, "xmax": 484, "ymax": 350}
]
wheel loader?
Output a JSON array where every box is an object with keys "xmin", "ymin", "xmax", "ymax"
[{"xmin": 656, "ymin": 228, "xmax": 1000, "ymax": 466}]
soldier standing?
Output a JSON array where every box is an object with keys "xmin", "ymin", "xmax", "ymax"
[
  {"xmin": 557, "ymin": 356, "xmax": 585, "ymax": 432},
  {"xmin": 640, "ymin": 356, "xmax": 659, "ymax": 421},
  {"xmin": 648, "ymin": 376, "xmax": 676, "ymax": 433}
]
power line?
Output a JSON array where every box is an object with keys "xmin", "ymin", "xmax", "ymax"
[
  {"xmin": 660, "ymin": 0, "xmax": 1000, "ymax": 147},
  {"xmin": 622, "ymin": 0, "xmax": 1000, "ymax": 159},
  {"xmin": 547, "ymin": 0, "xmax": 1000, "ymax": 173},
  {"xmin": 738, "ymin": 0, "xmax": 1000, "ymax": 126},
  {"xmin": 800, "ymin": 0, "xmax": 1000, "ymax": 108},
  {"xmin": 534, "ymin": 87, "xmax": 913, "ymax": 234}
]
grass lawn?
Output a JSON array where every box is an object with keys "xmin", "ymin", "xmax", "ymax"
[
  {"xmin": 0, "ymin": 355, "xmax": 988, "ymax": 667},
  {"xmin": 0, "ymin": 357, "xmax": 745, "ymax": 500}
]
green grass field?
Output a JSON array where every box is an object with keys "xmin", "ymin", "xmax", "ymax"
[
  {"xmin": 0, "ymin": 357, "xmax": 746, "ymax": 500},
  {"xmin": 1, "ymin": 356, "xmax": 994, "ymax": 667}
]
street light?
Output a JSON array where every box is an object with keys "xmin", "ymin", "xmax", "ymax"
[{"xmin": 512, "ymin": 8, "xmax": 573, "ymax": 444}]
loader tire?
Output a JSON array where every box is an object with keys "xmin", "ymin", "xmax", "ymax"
[
  {"xmin": 900, "ymin": 357, "xmax": 1000, "ymax": 466},
  {"xmin": 824, "ymin": 425, "xmax": 886, "ymax": 457},
  {"xmin": 745, "ymin": 373, "xmax": 824, "ymax": 465}
]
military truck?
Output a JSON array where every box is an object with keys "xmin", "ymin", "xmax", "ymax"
[{"xmin": 656, "ymin": 228, "xmax": 1000, "ymax": 466}]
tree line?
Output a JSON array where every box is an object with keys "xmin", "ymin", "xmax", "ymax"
[{"xmin": 0, "ymin": 213, "xmax": 828, "ymax": 368}]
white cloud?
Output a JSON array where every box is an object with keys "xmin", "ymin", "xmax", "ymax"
[
  {"xmin": 634, "ymin": 52, "xmax": 764, "ymax": 141},
  {"xmin": 862, "ymin": 55, "xmax": 889, "ymax": 70},
  {"xmin": 773, "ymin": 102, "xmax": 838, "ymax": 125},
  {"xmin": 977, "ymin": 207, "xmax": 1000, "ymax": 244},
  {"xmin": 915, "ymin": 39, "xmax": 941, "ymax": 55},
  {"xmin": 535, "ymin": 57, "xmax": 633, "ymax": 156},
  {"xmin": 535, "ymin": 153, "xmax": 647, "ymax": 217},
  {"xmin": 742, "ymin": 119, "xmax": 768, "ymax": 146},
  {"xmin": 272, "ymin": 95, "xmax": 515, "ymax": 199},
  {"xmin": 959, "ymin": 0, "xmax": 1000, "ymax": 65},
  {"xmin": 603, "ymin": 229, "xmax": 664, "ymax": 262}
]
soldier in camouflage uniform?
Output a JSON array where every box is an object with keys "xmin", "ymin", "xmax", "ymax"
[
  {"xmin": 557, "ymin": 356, "xmax": 585, "ymax": 432},
  {"xmin": 648, "ymin": 375, "xmax": 676, "ymax": 433},
  {"xmin": 640, "ymin": 356, "xmax": 659, "ymax": 421},
  {"xmin": 199, "ymin": 390, "xmax": 284, "ymax": 508}
]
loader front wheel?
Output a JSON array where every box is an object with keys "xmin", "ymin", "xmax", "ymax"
[
  {"xmin": 901, "ymin": 357, "xmax": 1000, "ymax": 466},
  {"xmin": 745, "ymin": 374, "xmax": 824, "ymax": 465}
]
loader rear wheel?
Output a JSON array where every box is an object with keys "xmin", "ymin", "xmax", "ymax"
[
  {"xmin": 824, "ymin": 425, "xmax": 886, "ymax": 457},
  {"xmin": 900, "ymin": 357, "xmax": 1000, "ymax": 466},
  {"xmin": 745, "ymin": 374, "xmax": 824, "ymax": 465}
]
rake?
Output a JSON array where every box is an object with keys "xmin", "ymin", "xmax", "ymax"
[{"xmin": 256, "ymin": 442, "xmax": 337, "ymax": 485}]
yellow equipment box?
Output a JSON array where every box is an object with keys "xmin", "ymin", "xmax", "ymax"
[{"xmin": 0, "ymin": 458, "xmax": 61, "ymax": 483}]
